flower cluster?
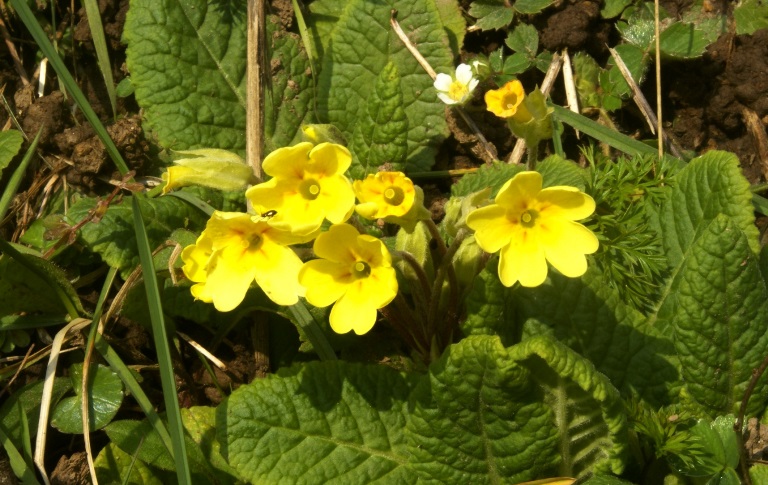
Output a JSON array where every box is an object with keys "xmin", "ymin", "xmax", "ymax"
[
  {"xmin": 173, "ymin": 142, "xmax": 598, "ymax": 337},
  {"xmin": 174, "ymin": 142, "xmax": 430, "ymax": 335}
]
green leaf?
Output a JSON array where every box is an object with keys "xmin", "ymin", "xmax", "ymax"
[
  {"xmin": 95, "ymin": 443, "xmax": 167, "ymax": 485},
  {"xmin": 0, "ymin": 249, "xmax": 84, "ymax": 316},
  {"xmin": 514, "ymin": 0, "xmax": 556, "ymax": 15},
  {"xmin": 750, "ymin": 464, "xmax": 768, "ymax": 483},
  {"xmin": 407, "ymin": 336, "xmax": 560, "ymax": 483},
  {"xmin": 468, "ymin": 0, "xmax": 515, "ymax": 31},
  {"xmin": 508, "ymin": 336, "xmax": 629, "ymax": 477},
  {"xmin": 505, "ymin": 23, "xmax": 538, "ymax": 55},
  {"xmin": 219, "ymin": 360, "xmax": 417, "ymax": 483},
  {"xmin": 0, "ymin": 378, "xmax": 71, "ymax": 449},
  {"xmin": 105, "ymin": 415, "xmax": 238, "ymax": 484},
  {"xmin": 503, "ymin": 53, "xmax": 531, "ymax": 76},
  {"xmin": 348, "ymin": 62, "xmax": 408, "ymax": 179},
  {"xmin": 67, "ymin": 193, "xmax": 210, "ymax": 278},
  {"xmin": 669, "ymin": 215, "xmax": 768, "ymax": 417},
  {"xmin": 317, "ymin": 0, "xmax": 453, "ymax": 174},
  {"xmin": 451, "ymin": 163, "xmax": 524, "ymax": 197},
  {"xmin": 673, "ymin": 415, "xmax": 739, "ymax": 479},
  {"xmin": 434, "ymin": 0, "xmax": 466, "ymax": 56},
  {"xmin": 180, "ymin": 406, "xmax": 242, "ymax": 481},
  {"xmin": 659, "ymin": 22, "xmax": 711, "ymax": 59},
  {"xmin": 0, "ymin": 130, "xmax": 24, "ymax": 181},
  {"xmin": 601, "ymin": 0, "xmax": 633, "ymax": 18},
  {"xmin": 537, "ymin": 155, "xmax": 588, "ymax": 190},
  {"xmin": 50, "ymin": 363, "xmax": 124, "ymax": 433},
  {"xmin": 650, "ymin": 151, "xmax": 759, "ymax": 271},
  {"xmin": 461, "ymin": 262, "xmax": 516, "ymax": 342},
  {"xmin": 733, "ymin": 0, "xmax": 768, "ymax": 35},
  {"xmin": 515, "ymin": 268, "xmax": 680, "ymax": 408},
  {"xmin": 124, "ymin": 3, "xmax": 311, "ymax": 153}
]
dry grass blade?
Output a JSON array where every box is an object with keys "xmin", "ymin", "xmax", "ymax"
[{"xmin": 34, "ymin": 317, "xmax": 90, "ymax": 485}]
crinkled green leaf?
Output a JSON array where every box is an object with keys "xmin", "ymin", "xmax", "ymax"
[
  {"xmin": 51, "ymin": 363, "xmax": 124, "ymax": 433},
  {"xmin": 105, "ymin": 415, "xmax": 238, "ymax": 484},
  {"xmin": 0, "ymin": 130, "xmax": 23, "ymax": 181},
  {"xmin": 461, "ymin": 262, "xmax": 516, "ymax": 342},
  {"xmin": 451, "ymin": 163, "xmax": 524, "ymax": 197},
  {"xmin": 349, "ymin": 62, "xmax": 408, "ymax": 179},
  {"xmin": 673, "ymin": 415, "xmax": 739, "ymax": 480},
  {"xmin": 219, "ymin": 360, "xmax": 417, "ymax": 484},
  {"xmin": 750, "ymin": 464, "xmax": 768, "ymax": 483},
  {"xmin": 0, "ymin": 250, "xmax": 85, "ymax": 316},
  {"xmin": 649, "ymin": 151, "xmax": 759, "ymax": 328},
  {"xmin": 317, "ymin": 0, "xmax": 453, "ymax": 174},
  {"xmin": 181, "ymin": 406, "xmax": 242, "ymax": 481},
  {"xmin": 537, "ymin": 155, "xmax": 588, "ymax": 190},
  {"xmin": 508, "ymin": 336, "xmax": 629, "ymax": 477},
  {"xmin": 516, "ymin": 269, "xmax": 680, "ymax": 407},
  {"xmin": 67, "ymin": 193, "xmax": 210, "ymax": 278},
  {"xmin": 94, "ymin": 443, "xmax": 167, "ymax": 485},
  {"xmin": 659, "ymin": 22, "xmax": 711, "ymax": 59},
  {"xmin": 407, "ymin": 336, "xmax": 560, "ymax": 483},
  {"xmin": 468, "ymin": 0, "xmax": 515, "ymax": 31},
  {"xmin": 668, "ymin": 215, "xmax": 768, "ymax": 417},
  {"xmin": 124, "ymin": 2, "xmax": 311, "ymax": 153},
  {"xmin": 734, "ymin": 0, "xmax": 768, "ymax": 35}
]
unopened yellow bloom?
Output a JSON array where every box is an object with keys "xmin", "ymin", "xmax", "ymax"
[
  {"xmin": 299, "ymin": 224, "xmax": 398, "ymax": 335},
  {"xmin": 181, "ymin": 211, "xmax": 310, "ymax": 311},
  {"xmin": 246, "ymin": 142, "xmax": 355, "ymax": 235},
  {"xmin": 485, "ymin": 80, "xmax": 532, "ymax": 122},
  {"xmin": 466, "ymin": 171, "xmax": 598, "ymax": 287}
]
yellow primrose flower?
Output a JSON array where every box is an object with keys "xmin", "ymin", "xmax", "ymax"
[
  {"xmin": 299, "ymin": 223, "xmax": 398, "ymax": 335},
  {"xmin": 181, "ymin": 211, "xmax": 311, "ymax": 311},
  {"xmin": 353, "ymin": 171, "xmax": 431, "ymax": 230},
  {"xmin": 434, "ymin": 63, "xmax": 479, "ymax": 105},
  {"xmin": 466, "ymin": 171, "xmax": 598, "ymax": 288},
  {"xmin": 485, "ymin": 80, "xmax": 532, "ymax": 123},
  {"xmin": 245, "ymin": 142, "xmax": 355, "ymax": 235}
]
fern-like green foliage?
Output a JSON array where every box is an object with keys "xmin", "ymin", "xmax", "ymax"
[{"xmin": 584, "ymin": 148, "xmax": 677, "ymax": 311}]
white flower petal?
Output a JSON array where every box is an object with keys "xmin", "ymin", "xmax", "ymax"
[
  {"xmin": 455, "ymin": 63, "xmax": 474, "ymax": 84},
  {"xmin": 433, "ymin": 73, "xmax": 453, "ymax": 92},
  {"xmin": 437, "ymin": 92, "xmax": 458, "ymax": 105}
]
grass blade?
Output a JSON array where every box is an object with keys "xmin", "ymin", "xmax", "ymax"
[
  {"xmin": 0, "ymin": 425, "xmax": 40, "ymax": 484},
  {"xmin": 82, "ymin": 0, "xmax": 117, "ymax": 118},
  {"xmin": 0, "ymin": 129, "xmax": 41, "ymax": 221},
  {"xmin": 131, "ymin": 196, "xmax": 192, "ymax": 485}
]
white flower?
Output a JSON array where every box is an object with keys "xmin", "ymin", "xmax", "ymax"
[{"xmin": 433, "ymin": 63, "xmax": 479, "ymax": 105}]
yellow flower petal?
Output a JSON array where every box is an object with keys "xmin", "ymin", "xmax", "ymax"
[
  {"xmin": 465, "ymin": 205, "xmax": 514, "ymax": 253},
  {"xmin": 539, "ymin": 219, "xmax": 599, "ymax": 277},
  {"xmin": 330, "ymin": 281, "xmax": 379, "ymax": 335},
  {"xmin": 317, "ymin": 175, "xmax": 355, "ymax": 224},
  {"xmin": 312, "ymin": 224, "xmax": 360, "ymax": 263},
  {"xmin": 204, "ymin": 249, "xmax": 259, "ymax": 312},
  {"xmin": 262, "ymin": 142, "xmax": 313, "ymax": 179},
  {"xmin": 494, "ymin": 171, "xmax": 542, "ymax": 209},
  {"xmin": 252, "ymin": 239, "xmax": 305, "ymax": 305},
  {"xmin": 538, "ymin": 187, "xmax": 596, "ymax": 221},
  {"xmin": 308, "ymin": 142, "xmax": 352, "ymax": 175},
  {"xmin": 299, "ymin": 259, "xmax": 351, "ymax": 307},
  {"xmin": 499, "ymin": 240, "xmax": 548, "ymax": 287}
]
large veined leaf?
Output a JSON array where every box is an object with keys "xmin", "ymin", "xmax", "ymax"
[
  {"xmin": 669, "ymin": 215, "xmax": 768, "ymax": 417},
  {"xmin": 508, "ymin": 336, "xmax": 628, "ymax": 478},
  {"xmin": 124, "ymin": 1, "xmax": 312, "ymax": 153},
  {"xmin": 315, "ymin": 0, "xmax": 454, "ymax": 176},
  {"xmin": 407, "ymin": 336, "xmax": 560, "ymax": 483},
  {"xmin": 219, "ymin": 361, "xmax": 417, "ymax": 484},
  {"xmin": 648, "ymin": 151, "xmax": 759, "ymax": 330},
  {"xmin": 515, "ymin": 269, "xmax": 680, "ymax": 408}
]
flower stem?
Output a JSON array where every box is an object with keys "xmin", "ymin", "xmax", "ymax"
[
  {"xmin": 426, "ymin": 229, "xmax": 467, "ymax": 352},
  {"xmin": 526, "ymin": 140, "xmax": 539, "ymax": 170}
]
